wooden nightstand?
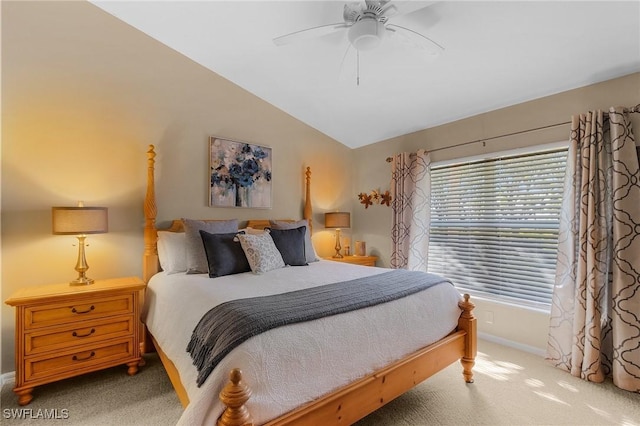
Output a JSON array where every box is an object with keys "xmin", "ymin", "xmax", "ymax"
[
  {"xmin": 5, "ymin": 276, "xmax": 146, "ymax": 405},
  {"xmin": 323, "ymin": 255, "xmax": 378, "ymax": 267}
]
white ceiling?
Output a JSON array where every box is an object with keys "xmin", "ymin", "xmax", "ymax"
[{"xmin": 91, "ymin": 1, "xmax": 640, "ymax": 149}]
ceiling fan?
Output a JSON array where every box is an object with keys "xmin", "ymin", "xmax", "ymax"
[{"xmin": 273, "ymin": 0, "xmax": 444, "ymax": 54}]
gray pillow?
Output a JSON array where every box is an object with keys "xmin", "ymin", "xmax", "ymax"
[
  {"xmin": 269, "ymin": 220, "xmax": 318, "ymax": 263},
  {"xmin": 268, "ymin": 227, "xmax": 308, "ymax": 266},
  {"xmin": 182, "ymin": 218, "xmax": 239, "ymax": 273},
  {"xmin": 199, "ymin": 230, "xmax": 250, "ymax": 278}
]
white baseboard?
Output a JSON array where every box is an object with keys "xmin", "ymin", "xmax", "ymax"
[
  {"xmin": 1, "ymin": 371, "xmax": 15, "ymax": 386},
  {"xmin": 478, "ymin": 332, "xmax": 546, "ymax": 357}
]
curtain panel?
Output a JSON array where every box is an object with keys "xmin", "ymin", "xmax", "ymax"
[
  {"xmin": 390, "ymin": 149, "xmax": 431, "ymax": 271},
  {"xmin": 547, "ymin": 107, "xmax": 640, "ymax": 392}
]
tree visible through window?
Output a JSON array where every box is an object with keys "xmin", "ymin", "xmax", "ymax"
[{"xmin": 427, "ymin": 147, "xmax": 567, "ymax": 307}]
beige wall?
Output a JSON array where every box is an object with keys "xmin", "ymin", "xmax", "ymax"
[
  {"xmin": 351, "ymin": 72, "xmax": 640, "ymax": 352},
  {"xmin": 0, "ymin": 1, "xmax": 352, "ymax": 373}
]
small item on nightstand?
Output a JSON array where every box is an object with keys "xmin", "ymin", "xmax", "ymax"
[
  {"xmin": 355, "ymin": 241, "xmax": 366, "ymax": 257},
  {"xmin": 344, "ymin": 245, "xmax": 350, "ymax": 256}
]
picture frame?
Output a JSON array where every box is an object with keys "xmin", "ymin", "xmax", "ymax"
[{"xmin": 209, "ymin": 137, "xmax": 272, "ymax": 208}]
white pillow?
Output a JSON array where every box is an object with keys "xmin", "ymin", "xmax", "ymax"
[
  {"xmin": 236, "ymin": 232, "xmax": 285, "ymax": 274},
  {"xmin": 157, "ymin": 231, "xmax": 187, "ymax": 274}
]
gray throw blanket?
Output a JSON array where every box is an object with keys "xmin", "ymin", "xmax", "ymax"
[{"xmin": 187, "ymin": 269, "xmax": 451, "ymax": 386}]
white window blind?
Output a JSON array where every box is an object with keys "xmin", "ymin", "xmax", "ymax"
[{"xmin": 428, "ymin": 148, "xmax": 567, "ymax": 307}]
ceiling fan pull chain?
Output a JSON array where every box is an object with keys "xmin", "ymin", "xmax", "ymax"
[{"xmin": 357, "ymin": 50, "xmax": 360, "ymax": 86}]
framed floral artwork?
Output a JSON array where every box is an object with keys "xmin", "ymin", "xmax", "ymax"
[{"xmin": 209, "ymin": 137, "xmax": 272, "ymax": 208}]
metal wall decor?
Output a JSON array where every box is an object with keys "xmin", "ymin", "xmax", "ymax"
[{"xmin": 358, "ymin": 189, "xmax": 392, "ymax": 209}]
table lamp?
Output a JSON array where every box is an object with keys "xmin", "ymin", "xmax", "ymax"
[
  {"xmin": 52, "ymin": 204, "xmax": 108, "ymax": 285},
  {"xmin": 324, "ymin": 212, "xmax": 350, "ymax": 258}
]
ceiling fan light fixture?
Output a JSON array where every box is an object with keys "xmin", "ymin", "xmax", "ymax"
[{"xmin": 348, "ymin": 18, "xmax": 385, "ymax": 51}]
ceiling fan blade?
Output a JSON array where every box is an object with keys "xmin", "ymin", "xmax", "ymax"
[
  {"xmin": 390, "ymin": 1, "xmax": 438, "ymax": 19},
  {"xmin": 273, "ymin": 23, "xmax": 349, "ymax": 46},
  {"xmin": 380, "ymin": 3, "xmax": 398, "ymax": 17},
  {"xmin": 386, "ymin": 23, "xmax": 444, "ymax": 55}
]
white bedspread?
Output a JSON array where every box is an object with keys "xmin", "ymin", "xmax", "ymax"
[{"xmin": 143, "ymin": 260, "xmax": 462, "ymax": 425}]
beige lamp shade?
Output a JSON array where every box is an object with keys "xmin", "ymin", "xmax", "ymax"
[
  {"xmin": 324, "ymin": 212, "xmax": 350, "ymax": 229},
  {"xmin": 52, "ymin": 207, "xmax": 108, "ymax": 235}
]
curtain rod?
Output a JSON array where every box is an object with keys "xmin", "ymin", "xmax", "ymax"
[
  {"xmin": 385, "ymin": 104, "xmax": 640, "ymax": 163},
  {"xmin": 385, "ymin": 121, "xmax": 569, "ymax": 162}
]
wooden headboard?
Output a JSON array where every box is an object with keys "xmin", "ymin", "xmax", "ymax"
[{"xmin": 142, "ymin": 145, "xmax": 313, "ymax": 283}]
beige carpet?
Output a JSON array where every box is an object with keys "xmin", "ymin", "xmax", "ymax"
[
  {"xmin": 2, "ymin": 339, "xmax": 639, "ymax": 425},
  {"xmin": 356, "ymin": 340, "xmax": 640, "ymax": 426},
  {"xmin": 0, "ymin": 353, "xmax": 182, "ymax": 425}
]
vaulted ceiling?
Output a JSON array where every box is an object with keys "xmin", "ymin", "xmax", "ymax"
[{"xmin": 91, "ymin": 1, "xmax": 640, "ymax": 148}]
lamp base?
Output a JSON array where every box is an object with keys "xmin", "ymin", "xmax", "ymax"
[
  {"xmin": 70, "ymin": 235, "xmax": 94, "ymax": 286},
  {"xmin": 70, "ymin": 275, "xmax": 94, "ymax": 286},
  {"xmin": 332, "ymin": 229, "xmax": 343, "ymax": 258}
]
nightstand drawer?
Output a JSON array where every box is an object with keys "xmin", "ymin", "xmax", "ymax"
[
  {"xmin": 25, "ymin": 294, "xmax": 134, "ymax": 329},
  {"xmin": 25, "ymin": 316, "xmax": 135, "ymax": 356},
  {"xmin": 25, "ymin": 339, "xmax": 135, "ymax": 382}
]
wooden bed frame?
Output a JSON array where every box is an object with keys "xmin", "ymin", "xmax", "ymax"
[{"xmin": 141, "ymin": 145, "xmax": 477, "ymax": 426}]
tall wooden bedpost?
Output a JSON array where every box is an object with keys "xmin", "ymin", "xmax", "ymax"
[
  {"xmin": 458, "ymin": 294, "xmax": 477, "ymax": 383},
  {"xmin": 143, "ymin": 145, "xmax": 158, "ymax": 284},
  {"xmin": 304, "ymin": 166, "xmax": 312, "ymax": 234},
  {"xmin": 141, "ymin": 145, "xmax": 158, "ymax": 355}
]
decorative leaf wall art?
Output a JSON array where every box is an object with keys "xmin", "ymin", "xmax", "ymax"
[{"xmin": 358, "ymin": 189, "xmax": 392, "ymax": 209}]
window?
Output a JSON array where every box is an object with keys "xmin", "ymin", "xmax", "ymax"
[{"xmin": 427, "ymin": 146, "xmax": 568, "ymax": 307}]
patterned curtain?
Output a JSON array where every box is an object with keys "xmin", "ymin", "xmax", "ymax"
[
  {"xmin": 547, "ymin": 107, "xmax": 640, "ymax": 392},
  {"xmin": 390, "ymin": 149, "xmax": 431, "ymax": 271}
]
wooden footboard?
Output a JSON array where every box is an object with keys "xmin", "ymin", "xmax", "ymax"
[{"xmin": 218, "ymin": 295, "xmax": 476, "ymax": 426}]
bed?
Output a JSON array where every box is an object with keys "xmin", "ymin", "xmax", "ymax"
[{"xmin": 141, "ymin": 145, "xmax": 476, "ymax": 425}]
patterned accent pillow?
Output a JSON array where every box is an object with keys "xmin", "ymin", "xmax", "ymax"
[
  {"xmin": 237, "ymin": 233, "xmax": 285, "ymax": 274},
  {"xmin": 182, "ymin": 218, "xmax": 238, "ymax": 274}
]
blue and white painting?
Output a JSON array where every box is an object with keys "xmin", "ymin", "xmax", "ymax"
[{"xmin": 209, "ymin": 137, "xmax": 272, "ymax": 208}]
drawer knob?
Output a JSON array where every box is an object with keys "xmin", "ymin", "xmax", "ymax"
[
  {"xmin": 72, "ymin": 351, "xmax": 95, "ymax": 361},
  {"xmin": 72, "ymin": 328, "xmax": 96, "ymax": 338},
  {"xmin": 71, "ymin": 305, "xmax": 95, "ymax": 314}
]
